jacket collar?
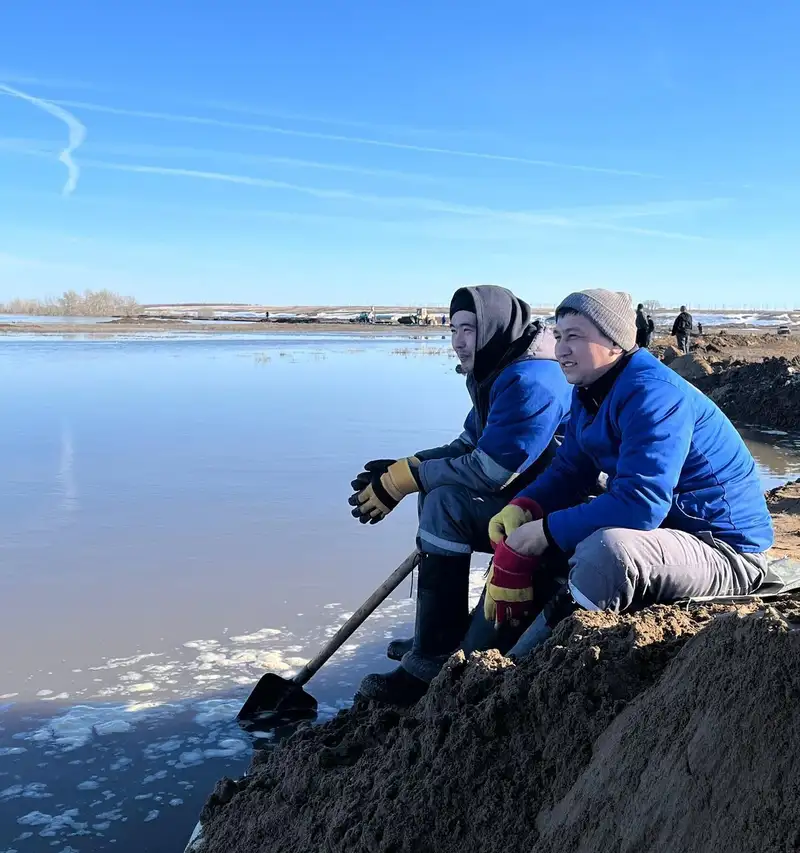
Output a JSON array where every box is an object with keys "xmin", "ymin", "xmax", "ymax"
[{"xmin": 577, "ymin": 349, "xmax": 637, "ymax": 415}]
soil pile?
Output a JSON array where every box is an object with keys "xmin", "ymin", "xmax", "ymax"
[
  {"xmin": 667, "ymin": 352, "xmax": 714, "ymax": 381},
  {"xmin": 534, "ymin": 601, "xmax": 800, "ymax": 853},
  {"xmin": 197, "ymin": 600, "xmax": 800, "ymax": 853},
  {"xmin": 695, "ymin": 357, "xmax": 800, "ymax": 430}
]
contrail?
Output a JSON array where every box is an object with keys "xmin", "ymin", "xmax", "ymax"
[
  {"xmin": 83, "ymin": 159, "xmax": 703, "ymax": 239},
  {"xmin": 0, "ymin": 83, "xmax": 86, "ymax": 194},
  {"xmin": 54, "ymin": 98, "xmax": 661, "ymax": 179}
]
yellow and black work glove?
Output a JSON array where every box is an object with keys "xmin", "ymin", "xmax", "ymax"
[
  {"xmin": 349, "ymin": 457, "xmax": 420, "ymax": 524},
  {"xmin": 350, "ymin": 459, "xmax": 397, "ymax": 496},
  {"xmin": 487, "ymin": 498, "xmax": 543, "ymax": 547}
]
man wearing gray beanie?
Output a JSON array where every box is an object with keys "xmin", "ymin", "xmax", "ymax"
[{"xmin": 462, "ymin": 287, "xmax": 773, "ymax": 659}]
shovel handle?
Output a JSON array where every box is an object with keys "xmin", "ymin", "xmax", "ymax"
[{"xmin": 292, "ymin": 549, "xmax": 419, "ymax": 687}]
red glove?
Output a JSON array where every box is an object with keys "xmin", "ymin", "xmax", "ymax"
[{"xmin": 483, "ymin": 539, "xmax": 541, "ymax": 627}]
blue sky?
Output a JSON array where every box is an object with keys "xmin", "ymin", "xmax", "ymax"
[{"xmin": 0, "ymin": 0, "xmax": 798, "ymax": 307}]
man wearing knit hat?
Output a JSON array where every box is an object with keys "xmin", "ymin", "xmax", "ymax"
[
  {"xmin": 350, "ymin": 285, "xmax": 572, "ymax": 704},
  {"xmin": 465, "ymin": 287, "xmax": 773, "ymax": 658}
]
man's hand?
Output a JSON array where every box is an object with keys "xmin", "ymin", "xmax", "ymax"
[
  {"xmin": 483, "ymin": 539, "xmax": 540, "ymax": 627},
  {"xmin": 505, "ymin": 518, "xmax": 549, "ymax": 557},
  {"xmin": 487, "ymin": 498, "xmax": 543, "ymax": 546},
  {"xmin": 349, "ymin": 458, "xmax": 420, "ymax": 524},
  {"xmin": 350, "ymin": 459, "xmax": 396, "ymax": 495}
]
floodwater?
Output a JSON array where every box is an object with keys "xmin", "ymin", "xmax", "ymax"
[{"xmin": 0, "ymin": 335, "xmax": 798, "ymax": 853}]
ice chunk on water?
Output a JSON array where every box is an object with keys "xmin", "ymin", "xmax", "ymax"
[
  {"xmin": 230, "ymin": 628, "xmax": 281, "ymax": 643},
  {"xmin": 143, "ymin": 770, "xmax": 168, "ymax": 784}
]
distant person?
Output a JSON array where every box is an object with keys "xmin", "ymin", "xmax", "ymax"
[
  {"xmin": 349, "ymin": 285, "xmax": 573, "ymax": 705},
  {"xmin": 646, "ymin": 314, "xmax": 655, "ymax": 347},
  {"xmin": 441, "ymin": 314, "xmax": 447, "ymax": 326},
  {"xmin": 698, "ymin": 322, "xmax": 703, "ymax": 336},
  {"xmin": 465, "ymin": 288, "xmax": 772, "ymax": 661},
  {"xmin": 671, "ymin": 305, "xmax": 693, "ymax": 354},
  {"xmin": 635, "ymin": 303, "xmax": 649, "ymax": 348}
]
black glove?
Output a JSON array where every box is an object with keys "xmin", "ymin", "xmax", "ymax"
[{"xmin": 350, "ymin": 459, "xmax": 396, "ymax": 495}]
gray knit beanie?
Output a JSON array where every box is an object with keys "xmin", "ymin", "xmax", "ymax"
[{"xmin": 555, "ymin": 288, "xmax": 637, "ymax": 351}]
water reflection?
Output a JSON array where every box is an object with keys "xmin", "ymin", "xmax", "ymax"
[{"xmin": 739, "ymin": 428, "xmax": 800, "ymax": 488}]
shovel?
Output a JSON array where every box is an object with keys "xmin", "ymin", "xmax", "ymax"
[{"xmin": 237, "ymin": 549, "xmax": 419, "ymax": 725}]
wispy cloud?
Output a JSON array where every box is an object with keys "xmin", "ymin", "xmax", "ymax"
[
  {"xmin": 193, "ymin": 99, "xmax": 503, "ymax": 144},
  {"xmin": 0, "ymin": 72, "xmax": 105, "ymax": 91},
  {"xmin": 54, "ymin": 98, "xmax": 662, "ymax": 179},
  {"xmin": 0, "ymin": 136, "xmax": 459, "ymax": 185},
  {"xmin": 80, "ymin": 158, "xmax": 705, "ymax": 239},
  {"xmin": 80, "ymin": 158, "xmax": 516, "ymax": 217},
  {"xmin": 0, "ymin": 85, "xmax": 86, "ymax": 194}
]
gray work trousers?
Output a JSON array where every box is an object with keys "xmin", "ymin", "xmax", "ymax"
[
  {"xmin": 463, "ymin": 526, "xmax": 768, "ymax": 660},
  {"xmin": 676, "ymin": 333, "xmax": 690, "ymax": 354},
  {"xmin": 416, "ymin": 485, "xmax": 507, "ymax": 556}
]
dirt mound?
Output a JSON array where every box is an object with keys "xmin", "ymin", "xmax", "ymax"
[
  {"xmin": 766, "ymin": 479, "xmax": 800, "ymax": 560},
  {"xmin": 668, "ymin": 352, "xmax": 714, "ymax": 380},
  {"xmin": 534, "ymin": 602, "xmax": 800, "ymax": 853},
  {"xmin": 694, "ymin": 357, "xmax": 800, "ymax": 430},
  {"xmin": 197, "ymin": 601, "xmax": 800, "ymax": 853}
]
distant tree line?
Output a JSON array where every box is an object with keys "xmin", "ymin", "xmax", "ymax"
[{"xmin": 0, "ymin": 289, "xmax": 140, "ymax": 317}]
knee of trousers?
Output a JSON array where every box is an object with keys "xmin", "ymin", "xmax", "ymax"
[
  {"xmin": 567, "ymin": 528, "xmax": 638, "ymax": 613},
  {"xmin": 417, "ymin": 485, "xmax": 479, "ymax": 554}
]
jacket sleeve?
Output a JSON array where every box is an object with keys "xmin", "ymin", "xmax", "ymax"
[
  {"xmin": 545, "ymin": 379, "xmax": 694, "ymax": 553},
  {"xmin": 417, "ymin": 375, "xmax": 565, "ymax": 495},
  {"xmin": 671, "ymin": 318, "xmax": 680, "ymax": 336},
  {"xmin": 414, "ymin": 410, "xmax": 477, "ymax": 461},
  {"xmin": 516, "ymin": 411, "xmax": 599, "ymax": 513}
]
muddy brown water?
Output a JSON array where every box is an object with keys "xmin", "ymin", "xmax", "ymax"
[{"xmin": 0, "ymin": 333, "xmax": 797, "ymax": 852}]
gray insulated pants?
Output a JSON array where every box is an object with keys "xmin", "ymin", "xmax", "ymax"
[
  {"xmin": 464, "ymin": 526, "xmax": 769, "ymax": 661},
  {"xmin": 416, "ymin": 485, "xmax": 508, "ymax": 556},
  {"xmin": 566, "ymin": 527, "xmax": 767, "ymax": 610}
]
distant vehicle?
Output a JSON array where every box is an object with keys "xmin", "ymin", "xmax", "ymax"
[{"xmin": 777, "ymin": 325, "xmax": 792, "ymax": 337}]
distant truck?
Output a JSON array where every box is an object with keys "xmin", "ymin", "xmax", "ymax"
[{"xmin": 397, "ymin": 308, "xmax": 437, "ymax": 326}]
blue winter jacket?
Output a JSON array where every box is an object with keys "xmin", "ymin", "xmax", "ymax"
[
  {"xmin": 417, "ymin": 331, "xmax": 572, "ymax": 496},
  {"xmin": 519, "ymin": 349, "xmax": 773, "ymax": 553}
]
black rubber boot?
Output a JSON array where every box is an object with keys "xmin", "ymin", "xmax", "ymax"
[
  {"xmin": 410, "ymin": 552, "xmax": 471, "ymax": 657},
  {"xmin": 386, "ymin": 637, "xmax": 413, "ymax": 661},
  {"xmin": 358, "ymin": 552, "xmax": 472, "ymax": 703},
  {"xmin": 356, "ymin": 666, "xmax": 429, "ymax": 706}
]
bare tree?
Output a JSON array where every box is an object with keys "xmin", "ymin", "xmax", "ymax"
[{"xmin": 0, "ymin": 289, "xmax": 141, "ymax": 317}]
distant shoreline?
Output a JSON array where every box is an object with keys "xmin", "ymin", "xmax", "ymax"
[{"xmin": 0, "ymin": 319, "xmax": 452, "ymax": 338}]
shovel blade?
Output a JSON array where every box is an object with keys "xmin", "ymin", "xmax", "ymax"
[{"xmin": 236, "ymin": 672, "xmax": 318, "ymax": 725}]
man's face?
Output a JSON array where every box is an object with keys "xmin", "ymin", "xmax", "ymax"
[
  {"xmin": 450, "ymin": 310, "xmax": 477, "ymax": 373},
  {"xmin": 553, "ymin": 312, "xmax": 623, "ymax": 386}
]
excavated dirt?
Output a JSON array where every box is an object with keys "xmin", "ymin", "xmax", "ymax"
[
  {"xmin": 693, "ymin": 357, "xmax": 800, "ymax": 431},
  {"xmin": 534, "ymin": 601, "xmax": 800, "ymax": 853},
  {"xmin": 649, "ymin": 332, "xmax": 800, "ymax": 430},
  {"xmin": 197, "ymin": 599, "xmax": 800, "ymax": 853}
]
